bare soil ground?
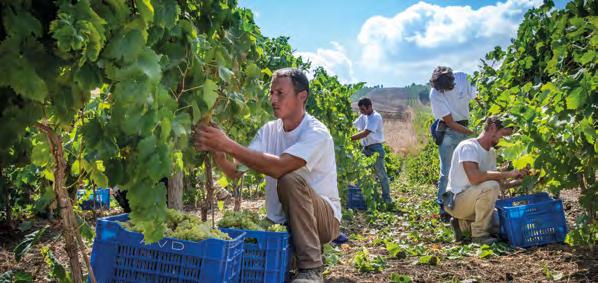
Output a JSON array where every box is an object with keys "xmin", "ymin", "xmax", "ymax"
[
  {"xmin": 324, "ymin": 187, "xmax": 597, "ymax": 283},
  {"xmin": 1, "ymin": 186, "xmax": 595, "ymax": 282}
]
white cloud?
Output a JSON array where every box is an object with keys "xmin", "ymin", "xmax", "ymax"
[
  {"xmin": 295, "ymin": 41, "xmax": 357, "ymax": 84},
  {"xmin": 358, "ymin": 52, "xmax": 482, "ymax": 88},
  {"xmin": 289, "ymin": 0, "xmax": 541, "ymax": 86},
  {"xmin": 355, "ymin": 0, "xmax": 542, "ymax": 86}
]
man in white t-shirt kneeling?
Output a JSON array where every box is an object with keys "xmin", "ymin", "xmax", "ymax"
[
  {"xmin": 444, "ymin": 116, "xmax": 527, "ymax": 244},
  {"xmin": 194, "ymin": 68, "xmax": 340, "ymax": 283}
]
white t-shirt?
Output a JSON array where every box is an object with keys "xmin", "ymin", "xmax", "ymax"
[
  {"xmin": 248, "ymin": 114, "xmax": 341, "ymax": 224},
  {"xmin": 430, "ymin": 72, "xmax": 477, "ymax": 121},
  {"xmin": 353, "ymin": 111, "xmax": 384, "ymax": 146},
  {"xmin": 447, "ymin": 139, "xmax": 497, "ymax": 195}
]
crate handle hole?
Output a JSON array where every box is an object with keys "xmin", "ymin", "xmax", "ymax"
[{"xmin": 512, "ymin": 200, "xmax": 529, "ymax": 206}]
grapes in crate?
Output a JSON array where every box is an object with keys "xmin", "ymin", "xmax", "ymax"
[
  {"xmin": 119, "ymin": 209, "xmax": 230, "ymax": 241},
  {"xmin": 219, "ymin": 210, "xmax": 288, "ymax": 232}
]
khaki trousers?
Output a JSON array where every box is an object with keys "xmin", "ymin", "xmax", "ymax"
[
  {"xmin": 277, "ymin": 172, "xmax": 340, "ymax": 269},
  {"xmin": 445, "ymin": 180, "xmax": 500, "ymax": 238}
]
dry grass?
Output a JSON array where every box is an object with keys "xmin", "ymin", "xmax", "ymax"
[{"xmin": 382, "ymin": 109, "xmax": 423, "ymax": 156}]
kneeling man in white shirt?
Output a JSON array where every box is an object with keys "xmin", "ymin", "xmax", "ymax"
[{"xmin": 445, "ymin": 116, "xmax": 527, "ymax": 244}]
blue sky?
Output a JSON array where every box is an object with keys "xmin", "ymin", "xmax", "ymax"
[{"xmin": 239, "ymin": 0, "xmax": 568, "ymax": 87}]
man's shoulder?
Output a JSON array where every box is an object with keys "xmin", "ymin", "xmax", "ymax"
[
  {"xmin": 369, "ymin": 112, "xmax": 383, "ymax": 125},
  {"xmin": 429, "ymin": 89, "xmax": 448, "ymax": 104},
  {"xmin": 264, "ymin": 119, "xmax": 281, "ymax": 128},
  {"xmin": 305, "ymin": 114, "xmax": 332, "ymax": 137},
  {"xmin": 456, "ymin": 138, "xmax": 479, "ymax": 150},
  {"xmin": 460, "ymin": 138, "xmax": 478, "ymax": 145},
  {"xmin": 257, "ymin": 119, "xmax": 281, "ymax": 134},
  {"xmin": 429, "ymin": 88, "xmax": 441, "ymax": 98},
  {"xmin": 453, "ymin": 72, "xmax": 468, "ymax": 79},
  {"xmin": 453, "ymin": 72, "xmax": 470, "ymax": 86}
]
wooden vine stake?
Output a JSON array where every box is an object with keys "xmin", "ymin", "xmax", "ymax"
[{"xmin": 36, "ymin": 123, "xmax": 96, "ymax": 283}]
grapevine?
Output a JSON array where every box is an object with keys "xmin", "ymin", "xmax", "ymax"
[{"xmin": 472, "ymin": 0, "xmax": 597, "ymax": 246}]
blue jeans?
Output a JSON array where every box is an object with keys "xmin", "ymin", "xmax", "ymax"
[
  {"xmin": 437, "ymin": 129, "xmax": 468, "ymax": 208},
  {"xmin": 363, "ymin": 143, "xmax": 392, "ymax": 203}
]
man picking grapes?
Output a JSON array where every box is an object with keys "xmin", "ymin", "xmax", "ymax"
[
  {"xmin": 444, "ymin": 116, "xmax": 528, "ymax": 244},
  {"xmin": 194, "ymin": 68, "xmax": 339, "ymax": 283}
]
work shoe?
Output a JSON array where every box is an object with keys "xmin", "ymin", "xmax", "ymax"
[
  {"xmin": 450, "ymin": 217, "xmax": 464, "ymax": 242},
  {"xmin": 332, "ymin": 232, "xmax": 349, "ymax": 245},
  {"xmin": 440, "ymin": 212, "xmax": 452, "ymax": 223},
  {"xmin": 292, "ymin": 266, "xmax": 324, "ymax": 283},
  {"xmin": 472, "ymin": 236, "xmax": 499, "ymax": 245}
]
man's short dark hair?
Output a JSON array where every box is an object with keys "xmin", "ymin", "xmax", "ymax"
[
  {"xmin": 484, "ymin": 115, "xmax": 513, "ymax": 131},
  {"xmin": 272, "ymin": 68, "xmax": 310, "ymax": 96},
  {"xmin": 357, "ymin": 97, "xmax": 372, "ymax": 108},
  {"xmin": 430, "ymin": 66, "xmax": 455, "ymax": 92}
]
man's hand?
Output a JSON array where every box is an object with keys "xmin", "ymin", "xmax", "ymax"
[
  {"xmin": 519, "ymin": 169, "xmax": 528, "ymax": 178},
  {"xmin": 463, "ymin": 162, "xmax": 531, "ymax": 186},
  {"xmin": 520, "ymin": 165, "xmax": 531, "ymax": 177},
  {"xmin": 498, "ymin": 162, "xmax": 510, "ymax": 171},
  {"xmin": 505, "ymin": 169, "xmax": 520, "ymax": 179},
  {"xmin": 506, "ymin": 167, "xmax": 530, "ymax": 179},
  {"xmin": 193, "ymin": 123, "xmax": 233, "ymax": 153},
  {"xmin": 500, "ymin": 178, "xmax": 523, "ymax": 190}
]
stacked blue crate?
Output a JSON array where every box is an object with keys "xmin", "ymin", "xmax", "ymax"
[{"xmin": 220, "ymin": 228, "xmax": 292, "ymax": 283}]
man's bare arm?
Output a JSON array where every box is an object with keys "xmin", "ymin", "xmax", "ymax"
[
  {"xmin": 462, "ymin": 161, "xmax": 521, "ymax": 185},
  {"xmin": 196, "ymin": 125, "xmax": 306, "ymax": 179},
  {"xmin": 351, "ymin": 130, "xmax": 371, "ymax": 141},
  {"xmin": 226, "ymin": 141, "xmax": 305, "ymax": 178},
  {"xmin": 212, "ymin": 152, "xmax": 243, "ymax": 180},
  {"xmin": 442, "ymin": 114, "xmax": 474, "ymax": 135}
]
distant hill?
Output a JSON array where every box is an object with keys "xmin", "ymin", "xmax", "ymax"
[
  {"xmin": 351, "ymin": 84, "xmax": 430, "ymax": 117},
  {"xmin": 351, "ymin": 85, "xmax": 384, "ymax": 101},
  {"xmin": 352, "ymin": 84, "xmax": 429, "ymax": 102}
]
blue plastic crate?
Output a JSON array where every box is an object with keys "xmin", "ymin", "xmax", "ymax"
[
  {"xmin": 496, "ymin": 192, "xmax": 568, "ymax": 248},
  {"xmin": 77, "ymin": 188, "xmax": 110, "ymax": 210},
  {"xmin": 90, "ymin": 214, "xmax": 245, "ymax": 283},
  {"xmin": 347, "ymin": 185, "xmax": 366, "ymax": 210},
  {"xmin": 220, "ymin": 228, "xmax": 292, "ymax": 283}
]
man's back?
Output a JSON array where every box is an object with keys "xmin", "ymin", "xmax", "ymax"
[
  {"xmin": 429, "ymin": 72, "xmax": 477, "ymax": 122},
  {"xmin": 447, "ymin": 138, "xmax": 497, "ymax": 195}
]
